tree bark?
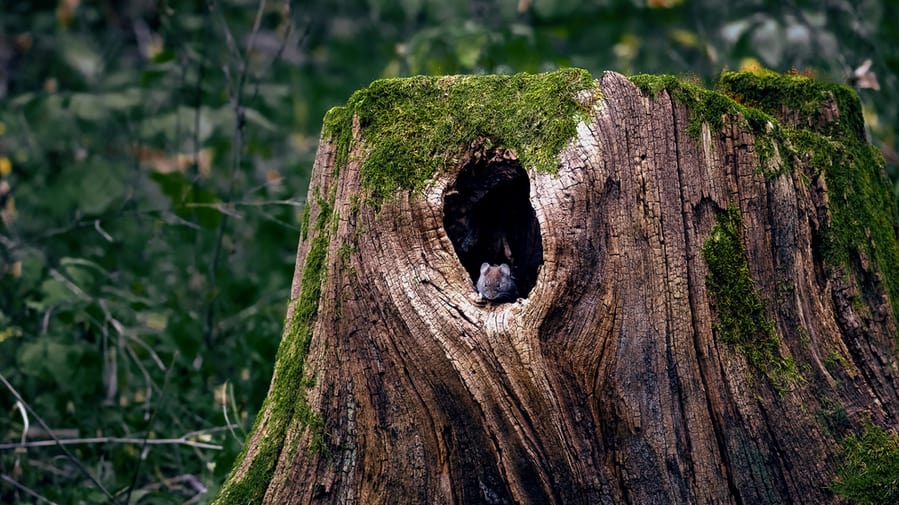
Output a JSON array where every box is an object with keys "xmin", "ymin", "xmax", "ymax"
[{"xmin": 214, "ymin": 70, "xmax": 899, "ymax": 504}]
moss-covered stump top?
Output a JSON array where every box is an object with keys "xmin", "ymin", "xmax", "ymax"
[{"xmin": 322, "ymin": 68, "xmax": 601, "ymax": 205}]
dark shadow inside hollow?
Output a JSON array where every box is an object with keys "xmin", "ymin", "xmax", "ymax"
[{"xmin": 443, "ymin": 150, "xmax": 543, "ymax": 300}]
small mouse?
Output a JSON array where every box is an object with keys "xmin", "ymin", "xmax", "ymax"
[{"xmin": 476, "ymin": 262, "xmax": 517, "ymax": 302}]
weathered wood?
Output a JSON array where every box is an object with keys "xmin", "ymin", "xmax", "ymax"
[{"xmin": 215, "ymin": 70, "xmax": 899, "ymax": 504}]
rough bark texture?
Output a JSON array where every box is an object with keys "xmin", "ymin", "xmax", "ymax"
[{"xmin": 215, "ymin": 70, "xmax": 899, "ymax": 504}]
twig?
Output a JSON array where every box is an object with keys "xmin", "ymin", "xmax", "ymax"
[
  {"xmin": 221, "ymin": 382, "xmax": 236, "ymax": 442},
  {"xmin": 125, "ymin": 332, "xmax": 167, "ymax": 371},
  {"xmin": 216, "ymin": 287, "xmax": 289, "ymax": 332},
  {"xmin": 0, "ymin": 436, "xmax": 223, "ymax": 451},
  {"xmin": 0, "ymin": 372, "xmax": 116, "ymax": 501},
  {"xmin": 1, "ymin": 196, "xmax": 304, "ymax": 253},
  {"xmin": 206, "ymin": 0, "xmax": 246, "ymax": 71},
  {"xmin": 244, "ymin": 0, "xmax": 268, "ymax": 68},
  {"xmin": 0, "ymin": 473, "xmax": 58, "ymax": 505},
  {"xmin": 123, "ymin": 352, "xmax": 177, "ymax": 504},
  {"xmin": 123, "ymin": 342, "xmax": 155, "ymax": 420},
  {"xmin": 13, "ymin": 400, "xmax": 28, "ymax": 445},
  {"xmin": 180, "ymin": 425, "xmax": 241, "ymax": 440},
  {"xmin": 94, "ymin": 220, "xmax": 114, "ymax": 242},
  {"xmin": 201, "ymin": 0, "xmax": 270, "ymax": 350}
]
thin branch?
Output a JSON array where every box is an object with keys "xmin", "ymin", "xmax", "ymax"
[
  {"xmin": 0, "ymin": 435, "xmax": 223, "ymax": 451},
  {"xmin": 93, "ymin": 220, "xmax": 114, "ymax": 242},
  {"xmin": 0, "ymin": 372, "xmax": 116, "ymax": 501},
  {"xmin": 216, "ymin": 287, "xmax": 289, "ymax": 332},
  {"xmin": 123, "ymin": 352, "xmax": 178, "ymax": 505},
  {"xmin": 2, "ymin": 193, "xmax": 304, "ymax": 253},
  {"xmin": 119, "ymin": 473, "xmax": 207, "ymax": 496},
  {"xmin": 221, "ymin": 382, "xmax": 237, "ymax": 442},
  {"xmin": 244, "ymin": 0, "xmax": 268, "ymax": 69},
  {"xmin": 0, "ymin": 473, "xmax": 58, "ymax": 505},
  {"xmin": 188, "ymin": 198, "xmax": 305, "ymax": 208},
  {"xmin": 207, "ymin": 0, "xmax": 246, "ymax": 71},
  {"xmin": 123, "ymin": 342, "xmax": 155, "ymax": 420},
  {"xmin": 180, "ymin": 425, "xmax": 241, "ymax": 440},
  {"xmin": 48, "ymin": 267, "xmax": 89, "ymax": 299},
  {"xmin": 201, "ymin": 0, "xmax": 270, "ymax": 350},
  {"xmin": 227, "ymin": 382, "xmax": 248, "ymax": 441},
  {"xmin": 13, "ymin": 401, "xmax": 28, "ymax": 445},
  {"xmin": 125, "ymin": 331, "xmax": 167, "ymax": 372}
]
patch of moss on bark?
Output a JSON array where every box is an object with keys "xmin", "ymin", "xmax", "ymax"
[
  {"xmin": 703, "ymin": 206, "xmax": 801, "ymax": 391},
  {"xmin": 628, "ymin": 73, "xmax": 787, "ymax": 175},
  {"xmin": 323, "ymin": 68, "xmax": 600, "ymax": 207},
  {"xmin": 715, "ymin": 72, "xmax": 898, "ymax": 325},
  {"xmin": 633, "ymin": 70, "xmax": 899, "ymax": 335},
  {"xmin": 788, "ymin": 129, "xmax": 899, "ymax": 324},
  {"xmin": 717, "ymin": 69, "xmax": 865, "ymax": 140},
  {"xmin": 213, "ymin": 195, "xmax": 333, "ymax": 504}
]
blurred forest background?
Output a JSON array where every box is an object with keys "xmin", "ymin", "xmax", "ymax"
[{"xmin": 0, "ymin": 0, "xmax": 897, "ymax": 503}]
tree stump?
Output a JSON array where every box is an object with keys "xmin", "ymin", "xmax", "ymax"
[{"xmin": 214, "ymin": 69, "xmax": 899, "ymax": 504}]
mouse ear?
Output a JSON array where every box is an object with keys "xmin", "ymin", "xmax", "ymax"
[
  {"xmin": 480, "ymin": 262, "xmax": 490, "ymax": 274},
  {"xmin": 500, "ymin": 263, "xmax": 511, "ymax": 275}
]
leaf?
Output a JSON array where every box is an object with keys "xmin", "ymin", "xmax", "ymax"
[
  {"xmin": 150, "ymin": 171, "xmax": 222, "ymax": 229},
  {"xmin": 40, "ymin": 278, "xmax": 79, "ymax": 306},
  {"xmin": 66, "ymin": 94, "xmax": 102, "ymax": 121},
  {"xmin": 0, "ymin": 325, "xmax": 23, "ymax": 343},
  {"xmin": 60, "ymin": 257, "xmax": 107, "ymax": 291},
  {"xmin": 58, "ymin": 35, "xmax": 104, "ymax": 82},
  {"xmin": 17, "ymin": 340, "xmax": 84, "ymax": 385},
  {"xmin": 60, "ymin": 257, "xmax": 108, "ymax": 275},
  {"xmin": 244, "ymin": 107, "xmax": 277, "ymax": 131},
  {"xmin": 69, "ymin": 160, "xmax": 126, "ymax": 215},
  {"xmin": 138, "ymin": 311, "xmax": 169, "ymax": 331},
  {"xmin": 139, "ymin": 106, "xmax": 220, "ymax": 144},
  {"xmin": 454, "ymin": 24, "xmax": 488, "ymax": 69}
]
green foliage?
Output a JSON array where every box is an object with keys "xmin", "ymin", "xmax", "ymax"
[
  {"xmin": 1, "ymin": 2, "xmax": 303, "ymax": 503},
  {"xmin": 702, "ymin": 206, "xmax": 800, "ymax": 391},
  {"xmin": 324, "ymin": 68, "xmax": 598, "ymax": 206},
  {"xmin": 831, "ymin": 423, "xmax": 899, "ymax": 505}
]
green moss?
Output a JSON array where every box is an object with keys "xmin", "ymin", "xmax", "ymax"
[
  {"xmin": 634, "ymin": 70, "xmax": 899, "ymax": 336},
  {"xmin": 823, "ymin": 351, "xmax": 851, "ymax": 374},
  {"xmin": 628, "ymin": 73, "xmax": 786, "ymax": 174},
  {"xmin": 300, "ymin": 203, "xmax": 310, "ymax": 241},
  {"xmin": 816, "ymin": 398, "xmax": 852, "ymax": 438},
  {"xmin": 716, "ymin": 71, "xmax": 899, "ymax": 324},
  {"xmin": 337, "ymin": 243, "xmax": 354, "ymax": 264},
  {"xmin": 322, "ymin": 68, "xmax": 599, "ymax": 208},
  {"xmin": 797, "ymin": 326, "xmax": 811, "ymax": 350},
  {"xmin": 831, "ymin": 423, "xmax": 899, "ymax": 504},
  {"xmin": 348, "ymin": 194, "xmax": 361, "ymax": 219},
  {"xmin": 213, "ymin": 197, "xmax": 333, "ymax": 504},
  {"xmin": 790, "ymin": 129, "xmax": 899, "ymax": 326},
  {"xmin": 717, "ymin": 69, "xmax": 864, "ymax": 140},
  {"xmin": 702, "ymin": 205, "xmax": 801, "ymax": 391}
]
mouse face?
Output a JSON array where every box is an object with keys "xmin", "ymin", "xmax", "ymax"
[{"xmin": 476, "ymin": 262, "xmax": 517, "ymax": 302}]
